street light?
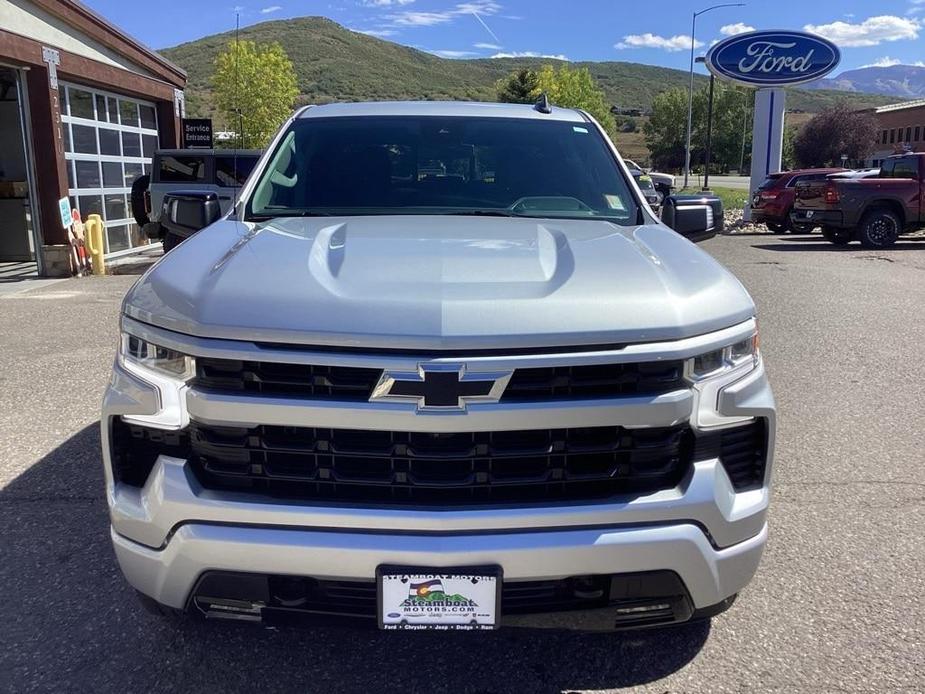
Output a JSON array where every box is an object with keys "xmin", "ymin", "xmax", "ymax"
[{"xmin": 683, "ymin": 3, "xmax": 745, "ymax": 189}]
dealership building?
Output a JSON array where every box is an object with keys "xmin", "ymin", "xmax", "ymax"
[
  {"xmin": 0, "ymin": 0, "xmax": 186, "ymax": 277},
  {"xmin": 865, "ymin": 98, "xmax": 925, "ymax": 168}
]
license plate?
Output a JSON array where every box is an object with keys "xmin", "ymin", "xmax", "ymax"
[{"xmin": 377, "ymin": 566, "xmax": 501, "ymax": 631}]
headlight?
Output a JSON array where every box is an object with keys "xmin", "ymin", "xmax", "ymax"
[
  {"xmin": 121, "ymin": 334, "xmax": 195, "ymax": 381},
  {"xmin": 686, "ymin": 330, "xmax": 760, "ymax": 429},
  {"xmin": 117, "ymin": 333, "xmax": 193, "ymax": 430},
  {"xmin": 687, "ymin": 333, "xmax": 759, "ymax": 381}
]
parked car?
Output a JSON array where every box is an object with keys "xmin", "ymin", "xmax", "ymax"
[
  {"xmin": 631, "ymin": 169, "xmax": 662, "ymax": 211},
  {"xmin": 791, "ymin": 153, "xmax": 925, "ymax": 247},
  {"xmin": 750, "ymin": 168, "xmax": 846, "ymax": 233},
  {"xmin": 103, "ymin": 100, "xmax": 772, "ymax": 632},
  {"xmin": 131, "ymin": 149, "xmax": 261, "ymax": 251},
  {"xmin": 624, "ymin": 159, "xmax": 675, "ymax": 199}
]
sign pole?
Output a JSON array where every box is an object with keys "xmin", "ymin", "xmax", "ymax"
[{"xmin": 743, "ymin": 88, "xmax": 786, "ymax": 221}]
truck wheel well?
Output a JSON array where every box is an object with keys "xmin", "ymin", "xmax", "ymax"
[{"xmin": 863, "ymin": 201, "xmax": 905, "ymax": 227}]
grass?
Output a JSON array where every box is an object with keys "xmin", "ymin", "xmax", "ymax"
[{"xmin": 679, "ymin": 186, "xmax": 749, "ymax": 211}]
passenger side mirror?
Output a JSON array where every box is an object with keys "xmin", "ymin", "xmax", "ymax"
[
  {"xmin": 160, "ymin": 191, "xmax": 222, "ymax": 239},
  {"xmin": 660, "ymin": 194, "xmax": 723, "ymax": 242}
]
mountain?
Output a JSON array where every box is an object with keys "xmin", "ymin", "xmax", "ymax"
[
  {"xmin": 809, "ymin": 65, "xmax": 925, "ymax": 99},
  {"xmin": 160, "ymin": 17, "xmax": 903, "ymax": 122}
]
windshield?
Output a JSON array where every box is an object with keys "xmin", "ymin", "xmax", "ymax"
[{"xmin": 246, "ymin": 116, "xmax": 639, "ymax": 224}]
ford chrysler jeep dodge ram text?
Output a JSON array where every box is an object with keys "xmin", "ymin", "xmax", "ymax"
[{"xmin": 103, "ymin": 101, "xmax": 775, "ymax": 631}]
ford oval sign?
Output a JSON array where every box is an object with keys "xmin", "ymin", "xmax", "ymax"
[{"xmin": 705, "ymin": 30, "xmax": 840, "ymax": 88}]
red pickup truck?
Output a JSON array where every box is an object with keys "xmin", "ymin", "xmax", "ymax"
[{"xmin": 791, "ymin": 153, "xmax": 925, "ymax": 248}]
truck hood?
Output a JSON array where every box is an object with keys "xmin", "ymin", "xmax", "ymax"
[{"xmin": 124, "ymin": 216, "xmax": 755, "ymax": 350}]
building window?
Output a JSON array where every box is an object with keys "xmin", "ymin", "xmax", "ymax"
[
  {"xmin": 61, "ymin": 83, "xmax": 158, "ymax": 256},
  {"xmin": 906, "ymin": 126, "xmax": 912, "ymax": 142},
  {"xmin": 881, "ymin": 130, "xmax": 888, "ymax": 144},
  {"xmin": 890, "ymin": 129, "xmax": 896, "ymax": 144},
  {"xmin": 916, "ymin": 126, "xmax": 921, "ymax": 142}
]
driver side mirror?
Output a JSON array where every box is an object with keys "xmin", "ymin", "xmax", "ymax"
[
  {"xmin": 660, "ymin": 194, "xmax": 723, "ymax": 242},
  {"xmin": 159, "ymin": 191, "xmax": 222, "ymax": 240}
]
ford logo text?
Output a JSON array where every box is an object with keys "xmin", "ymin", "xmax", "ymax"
[{"xmin": 705, "ymin": 30, "xmax": 840, "ymax": 87}]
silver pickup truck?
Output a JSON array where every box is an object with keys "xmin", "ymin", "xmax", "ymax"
[{"xmin": 103, "ymin": 100, "xmax": 774, "ymax": 632}]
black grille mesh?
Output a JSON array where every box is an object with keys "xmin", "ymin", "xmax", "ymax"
[
  {"xmin": 193, "ymin": 358, "xmax": 686, "ymax": 401},
  {"xmin": 188, "ymin": 422, "xmax": 694, "ymax": 504}
]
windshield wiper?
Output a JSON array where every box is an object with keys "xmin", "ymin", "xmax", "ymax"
[
  {"xmin": 444, "ymin": 209, "xmax": 518, "ymax": 217},
  {"xmin": 245, "ymin": 210, "xmax": 336, "ymax": 222}
]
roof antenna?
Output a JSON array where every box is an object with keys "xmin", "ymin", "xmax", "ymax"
[{"xmin": 534, "ymin": 92, "xmax": 552, "ymax": 114}]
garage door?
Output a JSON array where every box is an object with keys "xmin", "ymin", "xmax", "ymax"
[{"xmin": 61, "ymin": 82, "xmax": 159, "ymax": 256}]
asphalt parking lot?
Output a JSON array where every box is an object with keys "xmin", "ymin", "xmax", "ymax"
[{"xmin": 2, "ymin": 233, "xmax": 923, "ymax": 693}]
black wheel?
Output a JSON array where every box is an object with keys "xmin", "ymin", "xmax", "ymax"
[
  {"xmin": 791, "ymin": 223, "xmax": 815, "ymax": 234},
  {"xmin": 163, "ymin": 231, "xmax": 185, "ymax": 253},
  {"xmin": 130, "ymin": 174, "xmax": 151, "ymax": 226},
  {"xmin": 858, "ymin": 208, "xmax": 901, "ymax": 249},
  {"xmin": 822, "ymin": 226, "xmax": 852, "ymax": 245},
  {"xmin": 766, "ymin": 221, "xmax": 788, "ymax": 234}
]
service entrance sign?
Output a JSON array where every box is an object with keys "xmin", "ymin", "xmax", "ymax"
[
  {"xmin": 704, "ymin": 30, "xmax": 841, "ymax": 220},
  {"xmin": 182, "ymin": 118, "xmax": 213, "ymax": 148}
]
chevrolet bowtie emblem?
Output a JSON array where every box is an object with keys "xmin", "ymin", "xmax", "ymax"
[{"xmin": 369, "ymin": 364, "xmax": 512, "ymax": 411}]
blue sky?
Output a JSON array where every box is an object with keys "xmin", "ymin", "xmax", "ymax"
[{"xmin": 85, "ymin": 0, "xmax": 925, "ymax": 74}]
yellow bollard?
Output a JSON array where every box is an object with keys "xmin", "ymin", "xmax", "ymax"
[{"xmin": 85, "ymin": 214, "xmax": 106, "ymax": 276}]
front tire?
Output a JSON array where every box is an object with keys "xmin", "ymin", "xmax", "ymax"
[
  {"xmin": 130, "ymin": 175, "xmax": 151, "ymax": 227},
  {"xmin": 822, "ymin": 226, "xmax": 852, "ymax": 245},
  {"xmin": 791, "ymin": 223, "xmax": 815, "ymax": 234},
  {"xmin": 766, "ymin": 221, "xmax": 788, "ymax": 234},
  {"xmin": 858, "ymin": 208, "xmax": 901, "ymax": 249}
]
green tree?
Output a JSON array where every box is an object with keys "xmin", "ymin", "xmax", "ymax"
[
  {"xmin": 496, "ymin": 65, "xmax": 616, "ymax": 136},
  {"xmin": 495, "ymin": 68, "xmax": 539, "ymax": 104},
  {"xmin": 643, "ymin": 88, "xmax": 689, "ymax": 171},
  {"xmin": 212, "ymin": 39, "xmax": 299, "ymax": 149},
  {"xmin": 644, "ymin": 84, "xmax": 752, "ymax": 173},
  {"xmin": 534, "ymin": 65, "xmax": 616, "ymax": 136}
]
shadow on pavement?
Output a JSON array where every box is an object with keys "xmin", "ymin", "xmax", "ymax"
[
  {"xmin": 3, "ymin": 424, "xmax": 710, "ymax": 692},
  {"xmin": 753, "ymin": 240, "xmax": 925, "ymax": 253}
]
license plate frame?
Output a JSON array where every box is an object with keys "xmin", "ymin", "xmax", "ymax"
[{"xmin": 376, "ymin": 565, "xmax": 502, "ymax": 631}]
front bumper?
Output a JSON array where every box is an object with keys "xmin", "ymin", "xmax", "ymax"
[
  {"xmin": 103, "ymin": 319, "xmax": 775, "ymax": 629},
  {"xmin": 113, "ymin": 519, "xmax": 766, "ymax": 624}
]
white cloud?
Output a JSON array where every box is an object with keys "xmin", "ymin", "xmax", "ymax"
[
  {"xmin": 260, "ymin": 5, "xmax": 281, "ymax": 13},
  {"xmin": 354, "ymin": 28, "xmax": 397, "ymax": 37},
  {"xmin": 615, "ymin": 33, "xmax": 703, "ymax": 52},
  {"xmin": 427, "ymin": 49, "xmax": 478, "ymax": 58},
  {"xmin": 863, "ymin": 56, "xmax": 902, "ymax": 67},
  {"xmin": 474, "ymin": 42, "xmax": 502, "ymax": 49},
  {"xmin": 360, "ymin": 0, "xmax": 414, "ymax": 6},
  {"xmin": 490, "ymin": 51, "xmax": 568, "ymax": 60},
  {"xmin": 862, "ymin": 55, "xmax": 925, "ymax": 67},
  {"xmin": 720, "ymin": 22, "xmax": 754, "ymax": 36},
  {"xmin": 804, "ymin": 15, "xmax": 920, "ymax": 47},
  {"xmin": 387, "ymin": 1, "xmax": 499, "ymax": 27}
]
